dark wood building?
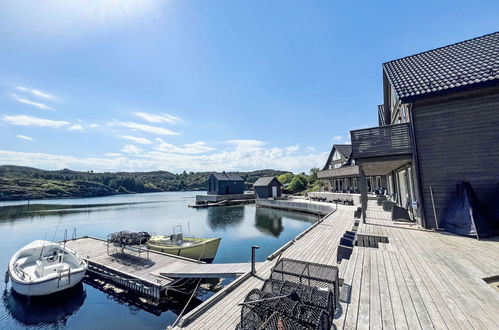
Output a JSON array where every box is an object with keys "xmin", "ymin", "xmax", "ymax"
[
  {"xmin": 207, "ymin": 172, "xmax": 245, "ymax": 195},
  {"xmin": 350, "ymin": 31, "xmax": 499, "ymax": 229},
  {"xmin": 253, "ymin": 177, "xmax": 282, "ymax": 199},
  {"xmin": 317, "ymin": 145, "xmax": 359, "ymax": 193},
  {"xmin": 317, "ymin": 144, "xmax": 387, "ymax": 194}
]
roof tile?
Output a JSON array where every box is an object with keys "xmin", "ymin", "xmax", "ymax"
[{"xmin": 384, "ymin": 32, "xmax": 499, "ymax": 100}]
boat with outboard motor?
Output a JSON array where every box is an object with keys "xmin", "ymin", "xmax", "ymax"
[
  {"xmin": 146, "ymin": 226, "xmax": 221, "ymax": 263},
  {"xmin": 8, "ymin": 240, "xmax": 87, "ymax": 296}
]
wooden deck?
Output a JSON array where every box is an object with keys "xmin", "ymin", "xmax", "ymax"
[
  {"xmin": 152, "ymin": 262, "xmax": 254, "ymax": 279},
  {"xmin": 174, "ymin": 205, "xmax": 357, "ymax": 328},
  {"xmin": 337, "ymin": 201, "xmax": 499, "ymax": 329},
  {"xmin": 65, "ymin": 237, "xmax": 202, "ymax": 299},
  {"xmin": 174, "ymin": 201, "xmax": 499, "ymax": 329}
]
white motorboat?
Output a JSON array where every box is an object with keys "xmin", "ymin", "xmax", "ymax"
[{"xmin": 8, "ymin": 240, "xmax": 87, "ymax": 296}]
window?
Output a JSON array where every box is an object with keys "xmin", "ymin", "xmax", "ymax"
[{"xmin": 332, "ymin": 150, "xmax": 341, "ymax": 161}]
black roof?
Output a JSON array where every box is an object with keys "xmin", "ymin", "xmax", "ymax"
[
  {"xmin": 383, "ymin": 32, "xmax": 499, "ymax": 101},
  {"xmin": 211, "ymin": 172, "xmax": 244, "ymax": 181},
  {"xmin": 253, "ymin": 177, "xmax": 281, "ymax": 187},
  {"xmin": 322, "ymin": 144, "xmax": 352, "ymax": 170}
]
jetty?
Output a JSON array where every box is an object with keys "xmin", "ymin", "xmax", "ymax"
[
  {"xmin": 172, "ymin": 201, "xmax": 499, "ymax": 329},
  {"xmin": 64, "ymin": 237, "xmax": 251, "ymax": 301}
]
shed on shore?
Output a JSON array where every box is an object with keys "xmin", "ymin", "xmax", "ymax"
[
  {"xmin": 207, "ymin": 172, "xmax": 244, "ymax": 195},
  {"xmin": 253, "ymin": 177, "xmax": 282, "ymax": 199}
]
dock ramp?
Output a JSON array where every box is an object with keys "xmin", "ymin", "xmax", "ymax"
[{"xmin": 152, "ymin": 262, "xmax": 259, "ymax": 279}]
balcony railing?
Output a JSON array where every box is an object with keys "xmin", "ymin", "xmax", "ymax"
[
  {"xmin": 350, "ymin": 122, "xmax": 412, "ymax": 159},
  {"xmin": 317, "ymin": 165, "xmax": 359, "ymax": 179}
]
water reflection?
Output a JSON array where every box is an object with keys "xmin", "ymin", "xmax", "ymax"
[
  {"xmin": 84, "ymin": 276, "xmax": 204, "ymax": 317},
  {"xmin": 2, "ymin": 283, "xmax": 86, "ymax": 327},
  {"xmin": 254, "ymin": 207, "xmax": 284, "ymax": 237},
  {"xmin": 0, "ymin": 202, "xmax": 159, "ymax": 221},
  {"xmin": 206, "ymin": 205, "xmax": 245, "ymax": 230}
]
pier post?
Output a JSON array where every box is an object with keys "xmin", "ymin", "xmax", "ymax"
[{"xmin": 251, "ymin": 246, "xmax": 260, "ymax": 275}]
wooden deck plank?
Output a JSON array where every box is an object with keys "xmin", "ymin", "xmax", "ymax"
[
  {"xmin": 387, "ymin": 250, "xmax": 422, "ymax": 329},
  {"xmin": 335, "ymin": 247, "xmax": 359, "ymax": 329},
  {"xmin": 369, "ymin": 249, "xmax": 383, "ymax": 330},
  {"xmin": 381, "ymin": 249, "xmax": 409, "ymax": 330},
  {"xmin": 376, "ymin": 250, "xmax": 396, "ymax": 330},
  {"xmin": 398, "ymin": 238, "xmax": 478, "ymax": 329},
  {"xmin": 356, "ymin": 248, "xmax": 370, "ymax": 330},
  {"xmin": 343, "ymin": 248, "xmax": 365, "ymax": 329},
  {"xmin": 401, "ymin": 229, "xmax": 498, "ymax": 329}
]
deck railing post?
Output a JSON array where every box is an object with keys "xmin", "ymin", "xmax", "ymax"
[{"xmin": 251, "ymin": 246, "xmax": 260, "ymax": 275}]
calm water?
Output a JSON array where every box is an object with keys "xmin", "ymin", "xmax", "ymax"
[{"xmin": 0, "ymin": 191, "xmax": 317, "ymax": 329}]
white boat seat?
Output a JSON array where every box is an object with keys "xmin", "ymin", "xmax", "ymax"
[
  {"xmin": 35, "ymin": 260, "xmax": 69, "ymax": 277},
  {"xmin": 16, "ymin": 257, "xmax": 29, "ymax": 267}
]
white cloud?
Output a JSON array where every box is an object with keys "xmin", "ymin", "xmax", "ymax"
[
  {"xmin": 122, "ymin": 144, "xmax": 142, "ymax": 154},
  {"xmin": 10, "ymin": 93, "xmax": 53, "ymax": 111},
  {"xmin": 89, "ymin": 124, "xmax": 99, "ymax": 128},
  {"xmin": 225, "ymin": 139, "xmax": 266, "ymax": 147},
  {"xmin": 117, "ymin": 121, "xmax": 179, "ymax": 135},
  {"xmin": 155, "ymin": 138, "xmax": 214, "ymax": 154},
  {"xmin": 67, "ymin": 124, "xmax": 85, "ymax": 132},
  {"xmin": 2, "ymin": 115, "xmax": 70, "ymax": 128},
  {"xmin": 332, "ymin": 136, "xmax": 342, "ymax": 142},
  {"xmin": 16, "ymin": 86, "xmax": 56, "ymax": 100},
  {"xmin": 133, "ymin": 112, "xmax": 179, "ymax": 124},
  {"xmin": 120, "ymin": 135, "xmax": 153, "ymax": 144},
  {"xmin": 306, "ymin": 146, "xmax": 316, "ymax": 152},
  {"xmin": 0, "ymin": 145, "xmax": 328, "ymax": 173},
  {"xmin": 16, "ymin": 135, "xmax": 33, "ymax": 141}
]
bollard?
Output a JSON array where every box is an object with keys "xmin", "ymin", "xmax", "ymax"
[{"xmin": 251, "ymin": 245, "xmax": 260, "ymax": 275}]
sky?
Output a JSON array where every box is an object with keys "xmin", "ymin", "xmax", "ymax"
[{"xmin": 0, "ymin": 0, "xmax": 497, "ymax": 174}]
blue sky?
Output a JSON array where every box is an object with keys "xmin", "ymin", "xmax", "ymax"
[{"xmin": 0, "ymin": 0, "xmax": 497, "ymax": 173}]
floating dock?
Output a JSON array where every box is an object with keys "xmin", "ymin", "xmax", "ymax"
[{"xmin": 65, "ymin": 237, "xmax": 250, "ymax": 301}]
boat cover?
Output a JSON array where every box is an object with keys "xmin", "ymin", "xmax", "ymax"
[{"xmin": 440, "ymin": 182, "xmax": 497, "ymax": 239}]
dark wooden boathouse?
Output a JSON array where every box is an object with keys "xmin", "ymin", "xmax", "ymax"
[
  {"xmin": 253, "ymin": 177, "xmax": 282, "ymax": 199},
  {"xmin": 207, "ymin": 172, "xmax": 244, "ymax": 195}
]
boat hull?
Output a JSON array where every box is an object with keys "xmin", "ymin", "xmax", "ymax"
[
  {"xmin": 10, "ymin": 269, "xmax": 86, "ymax": 296},
  {"xmin": 147, "ymin": 237, "xmax": 221, "ymax": 263}
]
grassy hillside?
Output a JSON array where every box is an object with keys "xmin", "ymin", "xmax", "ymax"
[{"xmin": 0, "ymin": 165, "xmax": 286, "ymax": 201}]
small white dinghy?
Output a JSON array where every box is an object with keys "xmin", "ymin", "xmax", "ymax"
[{"xmin": 8, "ymin": 240, "xmax": 87, "ymax": 296}]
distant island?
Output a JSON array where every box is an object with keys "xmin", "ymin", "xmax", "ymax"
[{"xmin": 0, "ymin": 165, "xmax": 287, "ymax": 201}]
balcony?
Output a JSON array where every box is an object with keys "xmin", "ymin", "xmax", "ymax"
[
  {"xmin": 350, "ymin": 123, "xmax": 412, "ymax": 160},
  {"xmin": 317, "ymin": 165, "xmax": 359, "ymax": 179}
]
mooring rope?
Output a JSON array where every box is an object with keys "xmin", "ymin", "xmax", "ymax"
[{"xmin": 169, "ymin": 277, "xmax": 202, "ymax": 329}]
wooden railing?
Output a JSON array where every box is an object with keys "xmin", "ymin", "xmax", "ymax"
[
  {"xmin": 350, "ymin": 123, "xmax": 412, "ymax": 159},
  {"xmin": 317, "ymin": 165, "xmax": 359, "ymax": 179}
]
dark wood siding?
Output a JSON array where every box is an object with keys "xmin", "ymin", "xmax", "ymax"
[
  {"xmin": 207, "ymin": 174, "xmax": 244, "ymax": 195},
  {"xmin": 254, "ymin": 179, "xmax": 282, "ymax": 199},
  {"xmin": 413, "ymin": 86, "xmax": 499, "ymax": 228}
]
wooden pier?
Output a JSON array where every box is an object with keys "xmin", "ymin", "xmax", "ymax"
[
  {"xmin": 173, "ymin": 201, "xmax": 499, "ymax": 329},
  {"xmin": 65, "ymin": 237, "xmax": 250, "ymax": 301}
]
